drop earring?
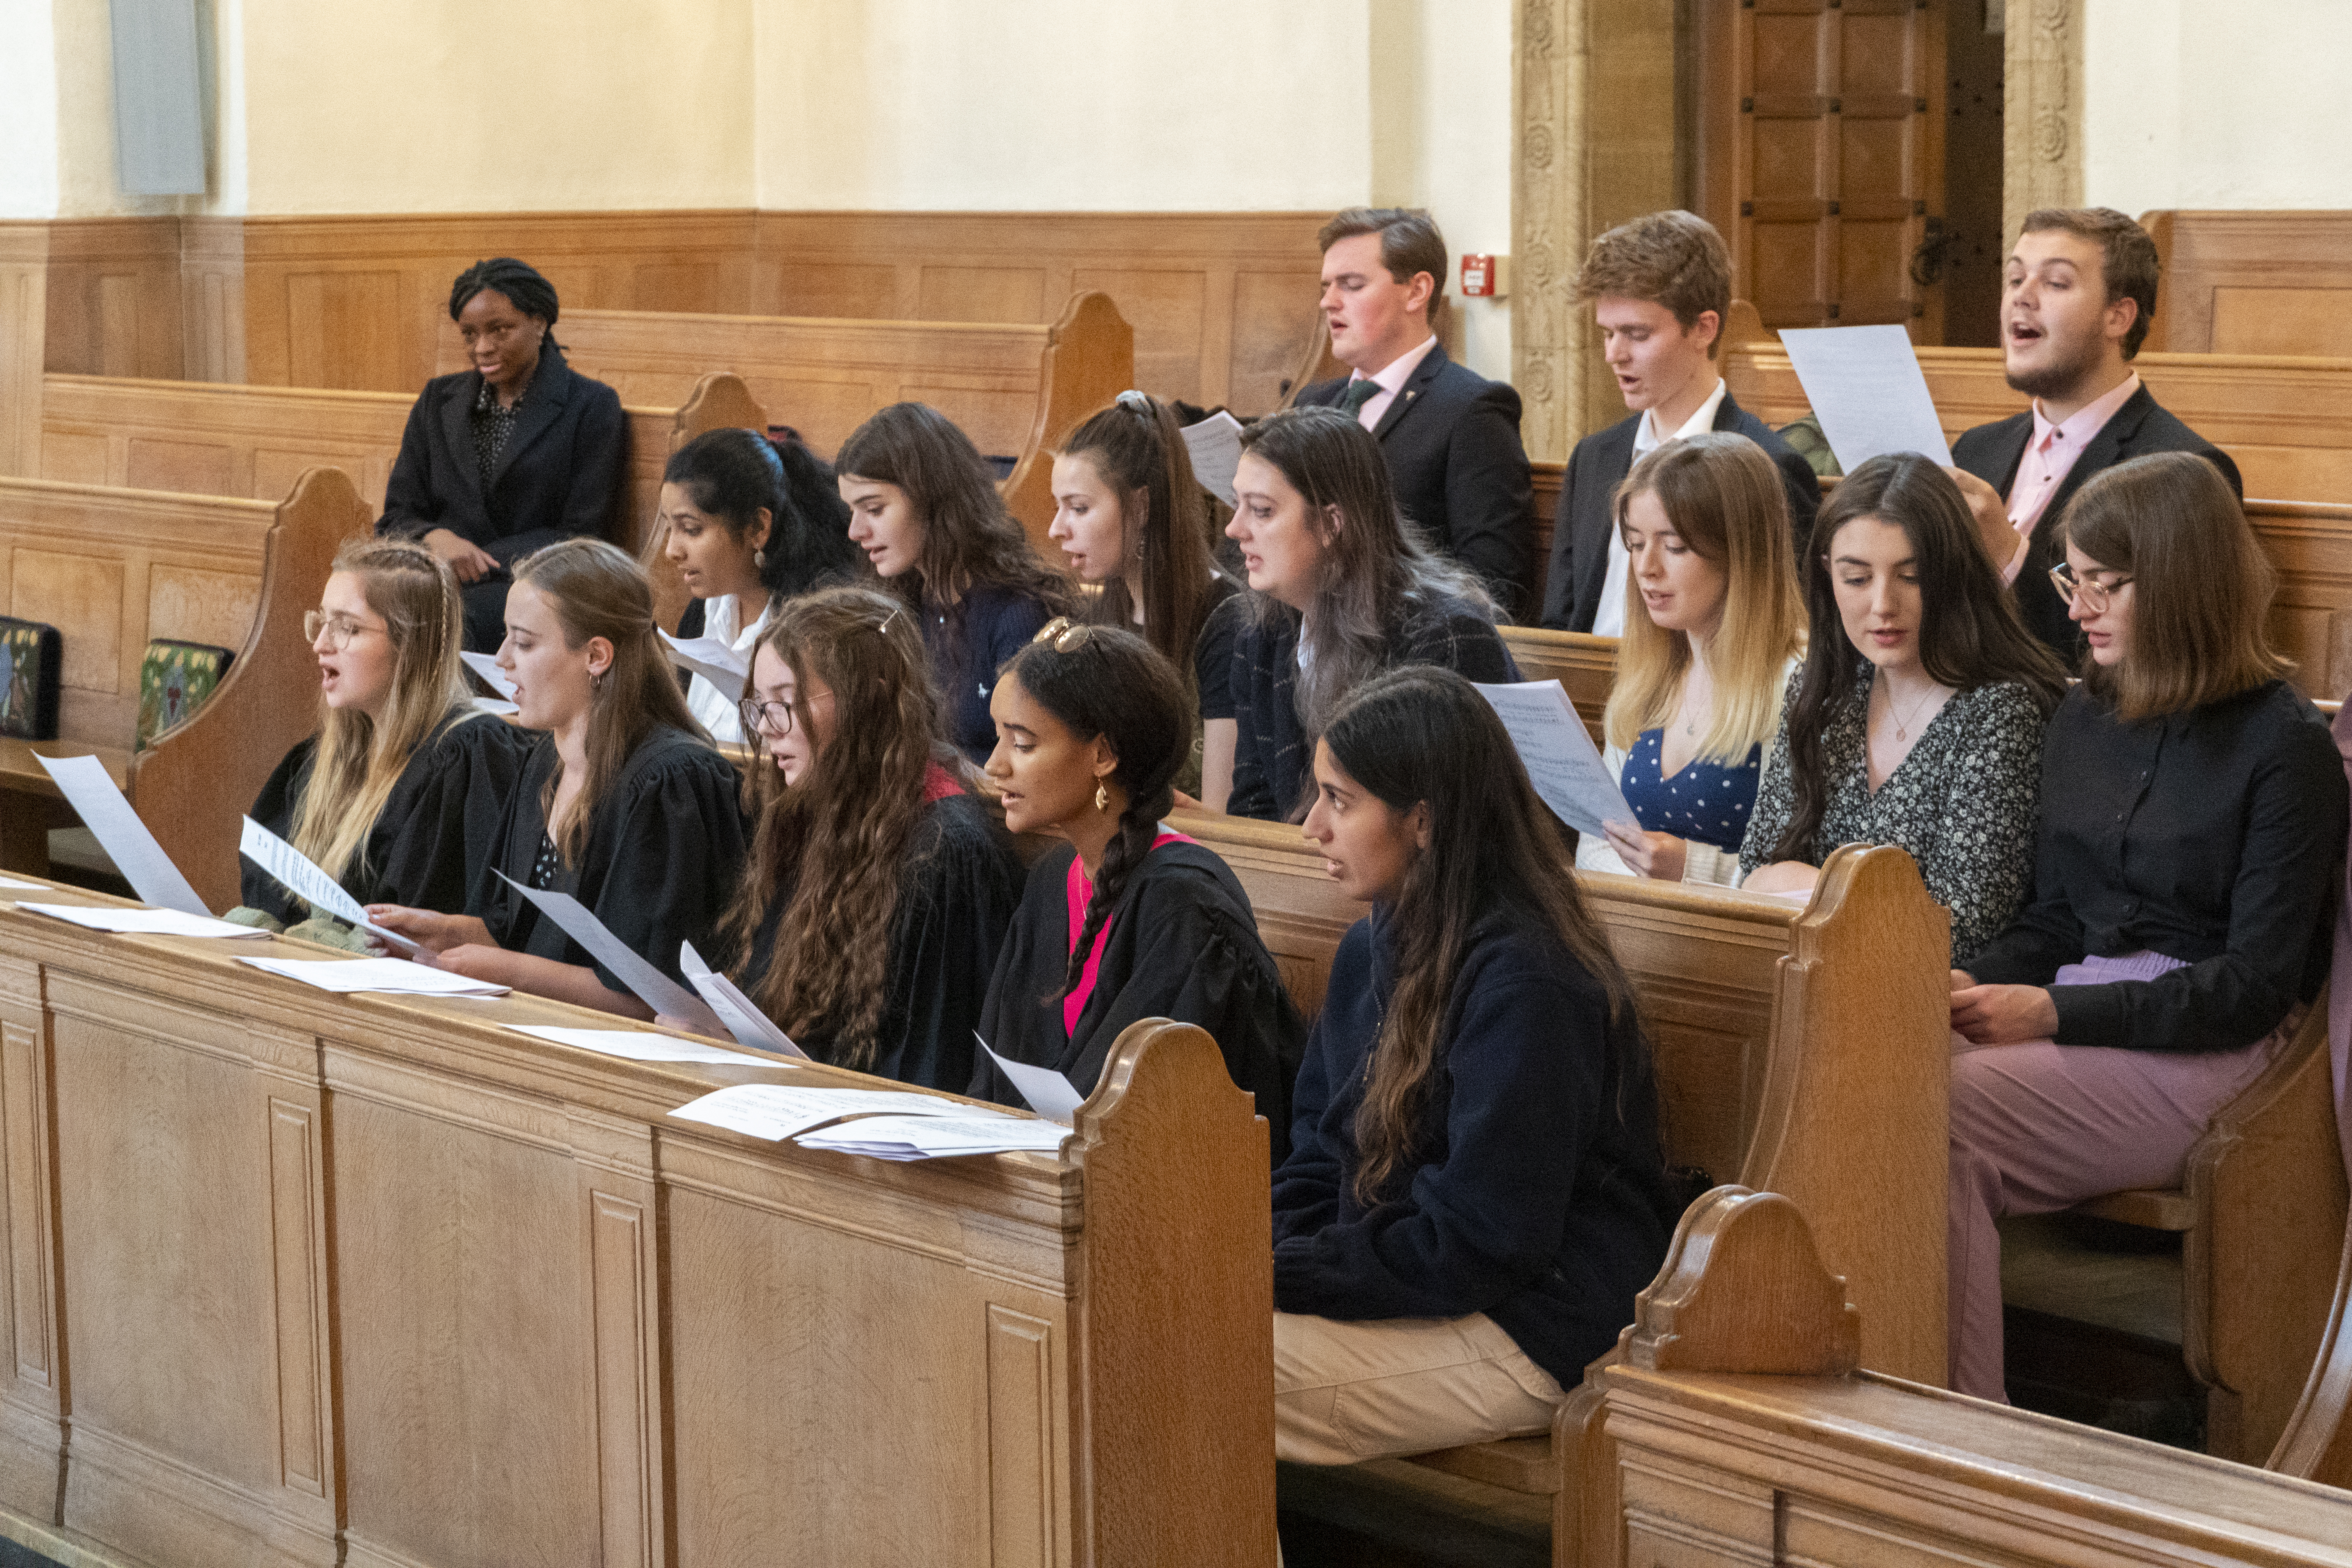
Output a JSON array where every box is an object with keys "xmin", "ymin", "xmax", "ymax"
[
  {"xmin": 754, "ymin": 547, "xmax": 767, "ymax": 569},
  {"xmin": 1094, "ymin": 781, "xmax": 1110, "ymax": 813}
]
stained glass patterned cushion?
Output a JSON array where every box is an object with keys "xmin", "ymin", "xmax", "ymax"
[
  {"xmin": 0, "ymin": 617, "xmax": 61, "ymax": 741},
  {"xmin": 136, "ymin": 640, "xmax": 235, "ymax": 751}
]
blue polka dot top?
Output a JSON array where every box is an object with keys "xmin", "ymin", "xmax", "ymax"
[{"xmin": 1619, "ymin": 727, "xmax": 1764, "ymax": 854}]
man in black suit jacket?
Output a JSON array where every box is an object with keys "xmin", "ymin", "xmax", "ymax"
[
  {"xmin": 1949, "ymin": 207, "xmax": 2239, "ymax": 655},
  {"xmin": 1293, "ymin": 208, "xmax": 1535, "ymax": 615},
  {"xmin": 1539, "ymin": 212, "xmax": 1818, "ymax": 633}
]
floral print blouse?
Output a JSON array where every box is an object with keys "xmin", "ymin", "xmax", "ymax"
[{"xmin": 1739, "ymin": 664, "xmax": 2047, "ymax": 963}]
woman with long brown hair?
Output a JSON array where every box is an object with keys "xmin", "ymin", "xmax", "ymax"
[
  {"xmin": 239, "ymin": 538, "xmax": 527, "ymax": 938},
  {"xmin": 1272, "ymin": 665, "xmax": 1674, "ymax": 1467},
  {"xmin": 370, "ymin": 539, "xmax": 749, "ymax": 1016},
  {"xmin": 835, "ymin": 401, "xmax": 1074, "ymax": 764},
  {"xmin": 1945, "ymin": 453, "xmax": 2347, "ymax": 1402},
  {"xmin": 718, "ymin": 586, "xmax": 1022, "ymax": 1090}
]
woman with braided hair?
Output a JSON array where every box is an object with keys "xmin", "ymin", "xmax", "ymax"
[
  {"xmin": 718, "ymin": 586, "xmax": 1022, "ymax": 1091},
  {"xmin": 969, "ymin": 619, "xmax": 1305, "ymax": 1158}
]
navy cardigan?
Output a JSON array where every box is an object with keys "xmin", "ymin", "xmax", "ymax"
[{"xmin": 1271, "ymin": 905, "xmax": 1674, "ymax": 1387}]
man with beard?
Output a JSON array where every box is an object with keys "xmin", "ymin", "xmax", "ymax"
[{"xmin": 1951, "ymin": 208, "xmax": 2241, "ymax": 656}]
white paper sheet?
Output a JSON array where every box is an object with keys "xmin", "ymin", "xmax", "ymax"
[
  {"xmin": 238, "ymin": 817, "xmax": 422, "ymax": 953},
  {"xmin": 471, "ymin": 696, "xmax": 520, "ymax": 717},
  {"xmin": 667, "ymin": 1083, "xmax": 966, "ymax": 1141},
  {"xmin": 1179, "ymin": 410, "xmax": 1246, "ymax": 506},
  {"xmin": 508, "ymin": 1024, "xmax": 776, "ymax": 1065},
  {"xmin": 0, "ymin": 876, "xmax": 49, "ymax": 891},
  {"xmin": 19, "ymin": 903, "xmax": 269, "ymax": 939},
  {"xmin": 458, "ymin": 651, "xmax": 518, "ymax": 700},
  {"xmin": 32, "ymin": 753, "xmax": 209, "ymax": 916},
  {"xmin": 1473, "ymin": 680, "xmax": 1639, "ymax": 839},
  {"xmin": 679, "ymin": 942, "xmax": 808, "ymax": 1058},
  {"xmin": 977, "ymin": 1033, "xmax": 1084, "ymax": 1125},
  {"xmin": 1777, "ymin": 325, "xmax": 1954, "ymax": 469},
  {"xmin": 495, "ymin": 871, "xmax": 720, "ymax": 1029},
  {"xmin": 795, "ymin": 1114, "xmax": 1071, "ymax": 1161},
  {"xmin": 236, "ymin": 954, "xmax": 510, "ymax": 994},
  {"xmin": 659, "ymin": 632, "xmax": 749, "ymax": 699}
]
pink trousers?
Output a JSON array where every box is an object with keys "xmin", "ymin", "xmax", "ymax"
[{"xmin": 1947, "ymin": 960, "xmax": 2293, "ymax": 1401}]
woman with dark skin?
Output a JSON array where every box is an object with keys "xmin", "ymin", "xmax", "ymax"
[{"xmin": 379, "ymin": 258, "xmax": 627, "ymax": 652}]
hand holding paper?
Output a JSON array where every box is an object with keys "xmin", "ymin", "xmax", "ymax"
[
  {"xmin": 679, "ymin": 942, "xmax": 808, "ymax": 1059},
  {"xmin": 495, "ymin": 872, "xmax": 724, "ymax": 1033},
  {"xmin": 1472, "ymin": 681, "xmax": 1638, "ymax": 838},
  {"xmin": 1777, "ymin": 325, "xmax": 1954, "ymax": 469},
  {"xmin": 240, "ymin": 817, "xmax": 421, "ymax": 954}
]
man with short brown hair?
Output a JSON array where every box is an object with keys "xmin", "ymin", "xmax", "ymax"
[
  {"xmin": 1951, "ymin": 206, "xmax": 2240, "ymax": 654},
  {"xmin": 1294, "ymin": 207, "xmax": 1536, "ymax": 615},
  {"xmin": 1539, "ymin": 210, "xmax": 1818, "ymax": 633}
]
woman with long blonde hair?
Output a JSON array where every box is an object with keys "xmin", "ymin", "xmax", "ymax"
[
  {"xmin": 371, "ymin": 539, "xmax": 749, "ymax": 1017},
  {"xmin": 1581, "ymin": 432, "xmax": 1806, "ymax": 883},
  {"xmin": 239, "ymin": 538, "xmax": 526, "ymax": 937},
  {"xmin": 718, "ymin": 586, "xmax": 1023, "ymax": 1090}
]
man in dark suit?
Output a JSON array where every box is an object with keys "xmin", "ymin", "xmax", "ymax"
[
  {"xmin": 1538, "ymin": 211, "xmax": 1818, "ymax": 634},
  {"xmin": 1950, "ymin": 206, "xmax": 2239, "ymax": 655},
  {"xmin": 1293, "ymin": 208, "xmax": 1536, "ymax": 615}
]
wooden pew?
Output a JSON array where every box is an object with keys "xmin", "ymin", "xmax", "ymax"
[
  {"xmin": 0, "ymin": 874, "xmax": 1276, "ymax": 1567},
  {"xmin": 2141, "ymin": 209, "xmax": 2352, "ymax": 358},
  {"xmin": 435, "ymin": 292, "xmax": 1136, "ymax": 549},
  {"xmin": 1168, "ymin": 809, "xmax": 1953, "ymax": 1403},
  {"xmin": 36, "ymin": 368, "xmax": 767, "ymax": 563},
  {"xmin": 1498, "ymin": 624, "xmax": 1616, "ymax": 741},
  {"xmin": 1560, "ymin": 1186, "xmax": 2352, "ymax": 1568},
  {"xmin": 0, "ymin": 468, "xmax": 369, "ymax": 913}
]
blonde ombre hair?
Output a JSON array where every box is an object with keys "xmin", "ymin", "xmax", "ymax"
[
  {"xmin": 289, "ymin": 539, "xmax": 480, "ymax": 891},
  {"xmin": 1601, "ymin": 434, "xmax": 1806, "ymax": 761}
]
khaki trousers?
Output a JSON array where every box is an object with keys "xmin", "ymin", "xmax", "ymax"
[{"xmin": 1272, "ymin": 1310, "xmax": 1565, "ymax": 1467}]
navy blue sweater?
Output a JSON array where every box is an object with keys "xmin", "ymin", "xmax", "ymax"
[
  {"xmin": 920, "ymin": 583, "xmax": 1057, "ymax": 765},
  {"xmin": 1271, "ymin": 906, "xmax": 1673, "ymax": 1387}
]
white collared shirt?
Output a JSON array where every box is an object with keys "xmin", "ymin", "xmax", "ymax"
[
  {"xmin": 1342, "ymin": 334, "xmax": 1442, "ymax": 432},
  {"xmin": 684, "ymin": 591, "xmax": 775, "ymax": 742},
  {"xmin": 1592, "ymin": 378, "xmax": 1729, "ymax": 638}
]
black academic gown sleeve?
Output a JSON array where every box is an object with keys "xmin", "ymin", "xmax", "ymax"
[
  {"xmin": 970, "ymin": 842, "xmax": 1306, "ymax": 1163},
  {"xmin": 864, "ymin": 794, "xmax": 1024, "ymax": 1091},
  {"xmin": 475, "ymin": 727, "xmax": 749, "ymax": 993},
  {"xmin": 242, "ymin": 708, "xmax": 530, "ymax": 923}
]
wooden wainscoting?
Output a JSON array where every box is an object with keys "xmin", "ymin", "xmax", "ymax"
[{"xmin": 2144, "ymin": 209, "xmax": 2352, "ymax": 357}]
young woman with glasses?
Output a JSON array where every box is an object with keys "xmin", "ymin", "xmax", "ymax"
[
  {"xmin": 714, "ymin": 585, "xmax": 1023, "ymax": 1090},
  {"xmin": 969, "ymin": 618, "xmax": 1305, "ymax": 1156},
  {"xmin": 235, "ymin": 538, "xmax": 527, "ymax": 941},
  {"xmin": 1944, "ymin": 452, "xmax": 2349, "ymax": 1402}
]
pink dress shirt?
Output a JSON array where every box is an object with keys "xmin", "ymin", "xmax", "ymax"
[{"xmin": 1999, "ymin": 372, "xmax": 2141, "ymax": 581}]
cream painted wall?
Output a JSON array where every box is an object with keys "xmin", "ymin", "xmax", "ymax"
[
  {"xmin": 752, "ymin": 0, "xmax": 1373, "ymax": 212},
  {"xmin": 2084, "ymin": 0, "xmax": 2352, "ymax": 215},
  {"xmin": 239, "ymin": 0, "xmax": 756, "ymax": 213},
  {"xmin": 0, "ymin": 0, "xmax": 61, "ymax": 217}
]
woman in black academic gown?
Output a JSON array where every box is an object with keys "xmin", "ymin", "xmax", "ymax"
[
  {"xmin": 369, "ymin": 539, "xmax": 747, "ymax": 1018},
  {"xmin": 716, "ymin": 585, "xmax": 1022, "ymax": 1090},
  {"xmin": 236, "ymin": 538, "xmax": 526, "ymax": 941},
  {"xmin": 377, "ymin": 258, "xmax": 627, "ymax": 653},
  {"xmin": 969, "ymin": 618, "xmax": 1304, "ymax": 1157}
]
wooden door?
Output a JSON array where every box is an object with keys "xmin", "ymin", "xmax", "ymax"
[{"xmin": 1697, "ymin": 0, "xmax": 1947, "ymax": 342}]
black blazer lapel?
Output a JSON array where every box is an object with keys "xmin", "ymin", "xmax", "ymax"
[
  {"xmin": 1573, "ymin": 419, "xmax": 1641, "ymax": 623},
  {"xmin": 2036, "ymin": 385, "xmax": 2155, "ymax": 536},
  {"xmin": 439, "ymin": 374, "xmax": 486, "ymax": 509},
  {"xmin": 488, "ymin": 348, "xmax": 575, "ymax": 492},
  {"xmin": 1370, "ymin": 341, "xmax": 1449, "ymax": 442},
  {"xmin": 1710, "ymin": 386, "xmax": 1750, "ymax": 432}
]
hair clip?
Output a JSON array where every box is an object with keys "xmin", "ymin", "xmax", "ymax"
[
  {"xmin": 876, "ymin": 606, "xmax": 900, "ymax": 636},
  {"xmin": 1114, "ymin": 389, "xmax": 1154, "ymax": 417},
  {"xmin": 1030, "ymin": 615, "xmax": 1095, "ymax": 653}
]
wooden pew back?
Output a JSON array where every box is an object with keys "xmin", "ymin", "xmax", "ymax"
[
  {"xmin": 1497, "ymin": 624, "xmax": 1616, "ymax": 740},
  {"xmin": 1563, "ymin": 1186, "xmax": 2352, "ymax": 1568},
  {"xmin": 0, "ymin": 468, "xmax": 369, "ymax": 909},
  {"xmin": 2142, "ymin": 209, "xmax": 2352, "ymax": 358}
]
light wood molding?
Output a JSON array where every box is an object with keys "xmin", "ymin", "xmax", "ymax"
[
  {"xmin": 2002, "ymin": 0, "xmax": 2083, "ymax": 248},
  {"xmin": 2140, "ymin": 209, "xmax": 2352, "ymax": 358},
  {"xmin": 0, "ymin": 224, "xmax": 48, "ymax": 481}
]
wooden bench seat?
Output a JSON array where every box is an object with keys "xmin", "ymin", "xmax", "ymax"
[{"xmin": 0, "ymin": 468, "xmax": 369, "ymax": 911}]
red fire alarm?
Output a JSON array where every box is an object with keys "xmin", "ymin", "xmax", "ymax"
[{"xmin": 1459, "ymin": 253, "xmax": 1510, "ymax": 299}]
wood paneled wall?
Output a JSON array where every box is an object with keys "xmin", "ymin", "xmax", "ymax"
[
  {"xmin": 29, "ymin": 210, "xmax": 1327, "ymax": 415},
  {"xmin": 2143, "ymin": 209, "xmax": 2352, "ymax": 358}
]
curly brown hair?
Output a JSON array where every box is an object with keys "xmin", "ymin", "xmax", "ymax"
[{"xmin": 718, "ymin": 585, "xmax": 964, "ymax": 1069}]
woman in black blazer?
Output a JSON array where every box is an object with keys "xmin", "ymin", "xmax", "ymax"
[{"xmin": 378, "ymin": 258, "xmax": 628, "ymax": 652}]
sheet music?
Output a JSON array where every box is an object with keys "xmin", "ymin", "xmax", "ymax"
[
  {"xmin": 0, "ymin": 876, "xmax": 48, "ymax": 891},
  {"xmin": 1473, "ymin": 680, "xmax": 1639, "ymax": 839},
  {"xmin": 667, "ymin": 1083, "xmax": 965, "ymax": 1141},
  {"xmin": 1777, "ymin": 325, "xmax": 1954, "ymax": 468},
  {"xmin": 238, "ymin": 817, "xmax": 422, "ymax": 953},
  {"xmin": 659, "ymin": 632, "xmax": 749, "ymax": 698},
  {"xmin": 507, "ymin": 1024, "xmax": 775, "ymax": 1066},
  {"xmin": 495, "ymin": 872, "xmax": 720, "ymax": 1029},
  {"xmin": 679, "ymin": 942, "xmax": 808, "ymax": 1058},
  {"xmin": 32, "ymin": 753, "xmax": 209, "ymax": 915},
  {"xmin": 236, "ymin": 955, "xmax": 509, "ymax": 994},
  {"xmin": 1179, "ymin": 410, "xmax": 1246, "ymax": 506},
  {"xmin": 796, "ymin": 1114, "xmax": 1071, "ymax": 1161},
  {"xmin": 977, "ymin": 1033, "xmax": 1084, "ymax": 1125},
  {"xmin": 19, "ymin": 903, "xmax": 269, "ymax": 939},
  {"xmin": 458, "ymin": 651, "xmax": 518, "ymax": 700}
]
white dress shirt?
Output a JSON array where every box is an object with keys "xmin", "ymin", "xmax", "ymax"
[
  {"xmin": 684, "ymin": 591, "xmax": 774, "ymax": 743},
  {"xmin": 1592, "ymin": 378, "xmax": 1729, "ymax": 638},
  {"xmin": 1342, "ymin": 334, "xmax": 1442, "ymax": 432}
]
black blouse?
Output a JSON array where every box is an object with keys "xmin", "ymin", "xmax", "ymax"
[
  {"xmin": 242, "ymin": 707, "xmax": 528, "ymax": 923},
  {"xmin": 474, "ymin": 726, "xmax": 750, "ymax": 993},
  {"xmin": 969, "ymin": 839, "xmax": 1306, "ymax": 1162},
  {"xmin": 740, "ymin": 791, "xmax": 1023, "ymax": 1092},
  {"xmin": 1967, "ymin": 680, "xmax": 2347, "ymax": 1054}
]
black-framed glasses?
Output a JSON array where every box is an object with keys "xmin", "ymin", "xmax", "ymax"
[
  {"xmin": 304, "ymin": 610, "xmax": 383, "ymax": 650},
  {"xmin": 1031, "ymin": 616, "xmax": 1094, "ymax": 653},
  {"xmin": 2049, "ymin": 561, "xmax": 2133, "ymax": 613},
  {"xmin": 738, "ymin": 697, "xmax": 797, "ymax": 736}
]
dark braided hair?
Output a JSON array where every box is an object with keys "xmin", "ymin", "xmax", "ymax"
[
  {"xmin": 997, "ymin": 621, "xmax": 1191, "ymax": 1000},
  {"xmin": 449, "ymin": 258, "xmax": 562, "ymax": 349},
  {"xmin": 662, "ymin": 428, "xmax": 860, "ymax": 600}
]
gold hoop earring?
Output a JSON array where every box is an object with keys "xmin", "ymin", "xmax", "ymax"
[{"xmin": 1094, "ymin": 780, "xmax": 1109, "ymax": 814}]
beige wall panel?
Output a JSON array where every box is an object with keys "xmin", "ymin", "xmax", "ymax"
[
  {"xmin": 148, "ymin": 565, "xmax": 259, "ymax": 654},
  {"xmin": 1069, "ymin": 268, "xmax": 1206, "ymax": 403},
  {"xmin": 775, "ymin": 262, "xmax": 899, "ymax": 320},
  {"xmin": 2211, "ymin": 288, "xmax": 2352, "ymax": 359},
  {"xmin": 917, "ymin": 266, "xmax": 1048, "ymax": 326},
  {"xmin": 124, "ymin": 436, "xmax": 236, "ymax": 496},
  {"xmin": 38, "ymin": 430, "xmax": 108, "ymax": 485},
  {"xmin": 12, "ymin": 549, "xmax": 121, "ymax": 690},
  {"xmin": 285, "ymin": 272, "xmax": 404, "ymax": 392}
]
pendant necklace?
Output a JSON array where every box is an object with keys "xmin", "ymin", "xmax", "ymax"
[{"xmin": 1885, "ymin": 680, "xmax": 1938, "ymax": 742}]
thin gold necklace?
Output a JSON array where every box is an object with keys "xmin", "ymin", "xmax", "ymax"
[{"xmin": 1881, "ymin": 677, "xmax": 1939, "ymax": 742}]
